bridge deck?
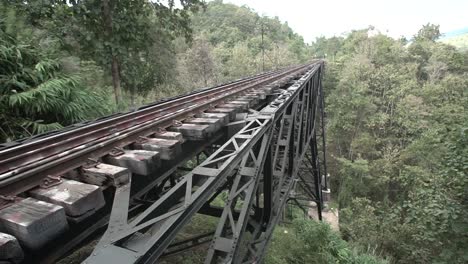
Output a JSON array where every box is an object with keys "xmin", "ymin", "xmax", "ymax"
[{"xmin": 0, "ymin": 61, "xmax": 327, "ymax": 264}]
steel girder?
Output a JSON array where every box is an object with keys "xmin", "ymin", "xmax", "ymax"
[
  {"xmin": 84, "ymin": 61, "xmax": 326, "ymax": 264},
  {"xmin": 238, "ymin": 65, "xmax": 326, "ymax": 264},
  {"xmin": 293, "ymin": 65, "xmax": 327, "ymax": 220}
]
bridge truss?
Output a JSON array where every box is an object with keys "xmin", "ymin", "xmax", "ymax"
[
  {"xmin": 0, "ymin": 61, "xmax": 326, "ymax": 264},
  {"xmin": 86, "ymin": 62, "xmax": 327, "ymax": 264}
]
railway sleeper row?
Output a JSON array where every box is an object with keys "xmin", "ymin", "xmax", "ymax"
[{"xmin": 0, "ymin": 74, "xmax": 300, "ymax": 263}]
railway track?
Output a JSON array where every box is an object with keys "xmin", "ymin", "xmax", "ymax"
[
  {"xmin": 0, "ymin": 62, "xmax": 322, "ymax": 264},
  {"xmin": 0, "ymin": 64, "xmax": 308, "ymax": 195}
]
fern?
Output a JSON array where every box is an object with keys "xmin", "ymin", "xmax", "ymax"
[
  {"xmin": 22, "ymin": 120, "xmax": 63, "ymax": 135},
  {"xmin": 0, "ymin": 5, "xmax": 108, "ymax": 142}
]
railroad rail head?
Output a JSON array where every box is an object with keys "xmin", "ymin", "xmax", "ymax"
[{"xmin": 0, "ymin": 61, "xmax": 327, "ymax": 264}]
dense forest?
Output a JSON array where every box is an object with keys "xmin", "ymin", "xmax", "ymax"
[
  {"xmin": 267, "ymin": 24, "xmax": 468, "ymax": 262},
  {"xmin": 321, "ymin": 25, "xmax": 468, "ymax": 263},
  {"xmin": 1, "ymin": 1, "xmax": 467, "ymax": 263},
  {"xmin": 0, "ymin": 0, "xmax": 309, "ymax": 142}
]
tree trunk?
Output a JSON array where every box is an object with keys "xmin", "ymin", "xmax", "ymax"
[
  {"xmin": 202, "ymin": 63, "xmax": 208, "ymax": 86},
  {"xmin": 130, "ymin": 85, "xmax": 136, "ymax": 110},
  {"xmin": 111, "ymin": 56, "xmax": 122, "ymax": 106},
  {"xmin": 103, "ymin": 0, "xmax": 122, "ymax": 107}
]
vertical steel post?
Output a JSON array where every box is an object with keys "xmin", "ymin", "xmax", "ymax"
[
  {"xmin": 309, "ymin": 134, "xmax": 323, "ymax": 221},
  {"xmin": 318, "ymin": 67, "xmax": 328, "ymax": 190}
]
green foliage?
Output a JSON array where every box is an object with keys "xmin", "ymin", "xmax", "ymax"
[
  {"xmin": 3, "ymin": 1, "xmax": 466, "ymax": 263},
  {"xmin": 266, "ymin": 219, "xmax": 387, "ymax": 264},
  {"xmin": 414, "ymin": 23, "xmax": 441, "ymax": 42},
  {"xmin": 312, "ymin": 36, "xmax": 344, "ymax": 59},
  {"xmin": 176, "ymin": 0, "xmax": 311, "ymax": 88},
  {"xmin": 178, "ymin": 35, "xmax": 216, "ymax": 87},
  {"xmin": 4, "ymin": 0, "xmax": 310, "ymax": 114},
  {"xmin": 319, "ymin": 24, "xmax": 468, "ymax": 263},
  {"xmin": 10, "ymin": 0, "xmax": 204, "ymax": 107},
  {"xmin": 0, "ymin": 5, "xmax": 107, "ymax": 141}
]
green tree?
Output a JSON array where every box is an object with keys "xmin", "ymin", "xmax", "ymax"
[
  {"xmin": 18, "ymin": 0, "xmax": 204, "ymax": 107},
  {"xmin": 185, "ymin": 36, "xmax": 216, "ymax": 86},
  {"xmin": 322, "ymin": 24, "xmax": 467, "ymax": 263},
  {"xmin": 414, "ymin": 23, "xmax": 441, "ymax": 42},
  {"xmin": 266, "ymin": 219, "xmax": 387, "ymax": 264},
  {"xmin": 0, "ymin": 6, "xmax": 105, "ymax": 141}
]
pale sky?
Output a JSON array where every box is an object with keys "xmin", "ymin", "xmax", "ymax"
[{"xmin": 223, "ymin": 0, "xmax": 468, "ymax": 43}]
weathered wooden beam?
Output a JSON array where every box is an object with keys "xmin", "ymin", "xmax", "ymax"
[
  {"xmin": 0, "ymin": 198, "xmax": 68, "ymax": 249},
  {"xmin": 80, "ymin": 163, "xmax": 130, "ymax": 187},
  {"xmin": 104, "ymin": 150, "xmax": 160, "ymax": 176},
  {"xmin": 216, "ymin": 103, "xmax": 244, "ymax": 112},
  {"xmin": 168, "ymin": 123, "xmax": 212, "ymax": 141},
  {"xmin": 229, "ymin": 100, "xmax": 250, "ymax": 110},
  {"xmin": 153, "ymin": 131, "xmax": 184, "ymax": 143},
  {"xmin": 197, "ymin": 113, "xmax": 229, "ymax": 125},
  {"xmin": 246, "ymin": 91, "xmax": 266, "ymax": 100},
  {"xmin": 184, "ymin": 118, "xmax": 223, "ymax": 132},
  {"xmin": 133, "ymin": 138, "xmax": 181, "ymax": 160},
  {"xmin": 237, "ymin": 96, "xmax": 259, "ymax": 106},
  {"xmin": 29, "ymin": 179, "xmax": 105, "ymax": 222},
  {"xmin": 207, "ymin": 107, "xmax": 237, "ymax": 121},
  {"xmin": 0, "ymin": 232, "xmax": 24, "ymax": 263}
]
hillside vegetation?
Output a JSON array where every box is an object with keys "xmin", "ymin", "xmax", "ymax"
[
  {"xmin": 266, "ymin": 219, "xmax": 386, "ymax": 264},
  {"xmin": 176, "ymin": 0, "xmax": 310, "ymax": 88},
  {"xmin": 316, "ymin": 24, "xmax": 468, "ymax": 263},
  {"xmin": 0, "ymin": 0, "xmax": 309, "ymax": 142},
  {"xmin": 0, "ymin": 1, "xmax": 467, "ymax": 264}
]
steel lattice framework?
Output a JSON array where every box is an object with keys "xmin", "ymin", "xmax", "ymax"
[{"xmin": 84, "ymin": 61, "xmax": 326, "ymax": 264}]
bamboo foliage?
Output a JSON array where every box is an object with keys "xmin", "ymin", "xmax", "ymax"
[{"xmin": 0, "ymin": 8, "xmax": 106, "ymax": 142}]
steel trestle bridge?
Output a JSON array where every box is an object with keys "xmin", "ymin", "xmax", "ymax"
[{"xmin": 0, "ymin": 61, "xmax": 327, "ymax": 264}]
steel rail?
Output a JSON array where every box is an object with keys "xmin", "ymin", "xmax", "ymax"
[
  {"xmin": 0, "ymin": 66, "xmax": 293, "ymax": 176},
  {"xmin": 0, "ymin": 64, "xmax": 313, "ymax": 195},
  {"xmin": 83, "ymin": 62, "xmax": 324, "ymax": 264}
]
